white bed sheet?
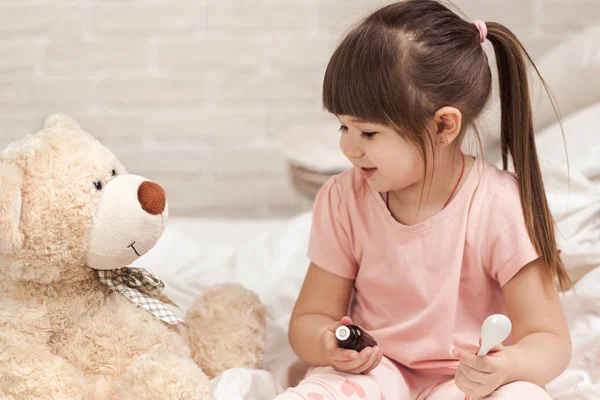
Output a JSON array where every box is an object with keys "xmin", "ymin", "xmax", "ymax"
[{"xmin": 134, "ymin": 103, "xmax": 600, "ymax": 399}]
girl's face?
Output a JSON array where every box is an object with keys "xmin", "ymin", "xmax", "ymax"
[{"xmin": 337, "ymin": 115, "xmax": 427, "ymax": 193}]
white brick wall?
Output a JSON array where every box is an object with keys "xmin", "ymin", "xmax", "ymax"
[{"xmin": 0, "ymin": 0, "xmax": 598, "ymax": 218}]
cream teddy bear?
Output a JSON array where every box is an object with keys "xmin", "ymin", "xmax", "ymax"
[{"xmin": 0, "ymin": 115, "xmax": 266, "ymax": 400}]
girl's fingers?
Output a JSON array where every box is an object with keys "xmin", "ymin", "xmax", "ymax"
[
  {"xmin": 348, "ymin": 346, "xmax": 380, "ymax": 374},
  {"xmin": 458, "ymin": 362, "xmax": 492, "ymax": 385},
  {"xmin": 334, "ymin": 346, "xmax": 374, "ymax": 372},
  {"xmin": 455, "ymin": 349, "xmax": 495, "ymax": 373},
  {"xmin": 361, "ymin": 347, "xmax": 383, "ymax": 375},
  {"xmin": 331, "ymin": 348, "xmax": 359, "ymax": 362}
]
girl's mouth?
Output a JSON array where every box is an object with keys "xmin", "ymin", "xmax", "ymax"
[{"xmin": 360, "ymin": 167, "xmax": 377, "ymax": 179}]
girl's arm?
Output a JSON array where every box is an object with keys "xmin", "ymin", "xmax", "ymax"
[
  {"xmin": 502, "ymin": 258, "xmax": 572, "ymax": 386},
  {"xmin": 288, "ymin": 262, "xmax": 354, "ymax": 366}
]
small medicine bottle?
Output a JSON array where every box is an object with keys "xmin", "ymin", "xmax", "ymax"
[{"xmin": 335, "ymin": 324, "xmax": 377, "ymax": 352}]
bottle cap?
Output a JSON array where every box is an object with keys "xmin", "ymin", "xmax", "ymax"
[{"xmin": 335, "ymin": 325, "xmax": 351, "ymax": 341}]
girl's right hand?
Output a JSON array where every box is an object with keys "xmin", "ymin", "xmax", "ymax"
[{"xmin": 321, "ymin": 316, "xmax": 383, "ymax": 375}]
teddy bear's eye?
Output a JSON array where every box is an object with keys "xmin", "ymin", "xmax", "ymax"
[
  {"xmin": 111, "ymin": 169, "xmax": 116, "ymax": 177},
  {"xmin": 94, "ymin": 181, "xmax": 103, "ymax": 191}
]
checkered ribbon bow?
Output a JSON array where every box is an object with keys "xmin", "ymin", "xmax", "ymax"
[{"xmin": 98, "ymin": 267, "xmax": 182, "ymax": 325}]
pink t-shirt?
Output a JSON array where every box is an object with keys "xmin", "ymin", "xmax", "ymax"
[{"xmin": 307, "ymin": 160, "xmax": 539, "ymax": 375}]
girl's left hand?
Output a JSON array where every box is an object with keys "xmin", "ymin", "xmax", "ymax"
[{"xmin": 452, "ymin": 344, "xmax": 515, "ymax": 398}]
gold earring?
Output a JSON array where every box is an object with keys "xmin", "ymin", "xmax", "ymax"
[{"xmin": 437, "ymin": 137, "xmax": 445, "ymax": 145}]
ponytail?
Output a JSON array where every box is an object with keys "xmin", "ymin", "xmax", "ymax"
[{"xmin": 486, "ymin": 23, "xmax": 571, "ymax": 291}]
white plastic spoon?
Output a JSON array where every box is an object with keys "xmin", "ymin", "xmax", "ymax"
[
  {"xmin": 465, "ymin": 314, "xmax": 513, "ymax": 400},
  {"xmin": 477, "ymin": 314, "xmax": 512, "ymax": 356}
]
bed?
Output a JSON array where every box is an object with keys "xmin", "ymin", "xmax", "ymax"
[{"xmin": 132, "ymin": 26, "xmax": 600, "ymax": 400}]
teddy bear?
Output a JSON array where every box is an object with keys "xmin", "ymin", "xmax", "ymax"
[{"xmin": 0, "ymin": 115, "xmax": 266, "ymax": 400}]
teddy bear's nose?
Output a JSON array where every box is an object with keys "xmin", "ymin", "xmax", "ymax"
[{"xmin": 137, "ymin": 181, "xmax": 166, "ymax": 215}]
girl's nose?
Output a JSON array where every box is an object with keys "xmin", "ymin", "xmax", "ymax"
[{"xmin": 341, "ymin": 134, "xmax": 365, "ymax": 160}]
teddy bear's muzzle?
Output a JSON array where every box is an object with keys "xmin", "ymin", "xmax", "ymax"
[{"xmin": 86, "ymin": 174, "xmax": 168, "ymax": 271}]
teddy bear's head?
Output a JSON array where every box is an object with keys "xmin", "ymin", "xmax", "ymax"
[{"xmin": 0, "ymin": 115, "xmax": 168, "ymax": 284}]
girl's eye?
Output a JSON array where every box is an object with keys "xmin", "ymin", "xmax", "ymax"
[
  {"xmin": 361, "ymin": 131, "xmax": 376, "ymax": 139},
  {"xmin": 339, "ymin": 125, "xmax": 348, "ymax": 132}
]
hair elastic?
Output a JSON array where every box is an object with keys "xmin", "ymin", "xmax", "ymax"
[{"xmin": 473, "ymin": 20, "xmax": 487, "ymax": 43}]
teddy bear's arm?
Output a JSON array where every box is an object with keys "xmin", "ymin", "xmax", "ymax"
[{"xmin": 0, "ymin": 300, "xmax": 87, "ymax": 399}]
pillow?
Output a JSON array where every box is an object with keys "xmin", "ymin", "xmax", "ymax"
[
  {"xmin": 535, "ymin": 102, "xmax": 600, "ymax": 181},
  {"xmin": 532, "ymin": 24, "xmax": 600, "ymax": 132},
  {"xmin": 535, "ymin": 101, "xmax": 600, "ymax": 283}
]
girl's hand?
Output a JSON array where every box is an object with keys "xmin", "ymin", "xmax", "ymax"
[
  {"xmin": 320, "ymin": 316, "xmax": 383, "ymax": 375},
  {"xmin": 453, "ymin": 344, "xmax": 516, "ymax": 398}
]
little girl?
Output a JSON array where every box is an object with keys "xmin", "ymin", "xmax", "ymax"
[{"xmin": 277, "ymin": 1, "xmax": 572, "ymax": 399}]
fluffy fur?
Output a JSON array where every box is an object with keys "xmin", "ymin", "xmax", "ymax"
[{"xmin": 0, "ymin": 115, "xmax": 266, "ymax": 400}]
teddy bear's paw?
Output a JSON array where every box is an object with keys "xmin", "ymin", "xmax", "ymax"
[
  {"xmin": 184, "ymin": 283, "xmax": 266, "ymax": 378},
  {"xmin": 110, "ymin": 352, "xmax": 212, "ymax": 400}
]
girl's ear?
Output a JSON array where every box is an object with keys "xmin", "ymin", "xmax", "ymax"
[
  {"xmin": 0, "ymin": 163, "xmax": 24, "ymax": 254},
  {"xmin": 433, "ymin": 107, "xmax": 462, "ymax": 146}
]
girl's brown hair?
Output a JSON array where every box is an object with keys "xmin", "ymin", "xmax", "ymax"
[{"xmin": 323, "ymin": 0, "xmax": 571, "ymax": 290}]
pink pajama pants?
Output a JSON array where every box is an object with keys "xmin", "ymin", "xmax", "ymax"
[{"xmin": 274, "ymin": 356, "xmax": 551, "ymax": 400}]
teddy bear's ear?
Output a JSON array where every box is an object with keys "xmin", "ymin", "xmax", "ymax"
[
  {"xmin": 0, "ymin": 163, "xmax": 24, "ymax": 254},
  {"xmin": 44, "ymin": 114, "xmax": 80, "ymax": 130}
]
